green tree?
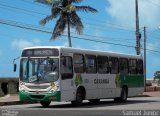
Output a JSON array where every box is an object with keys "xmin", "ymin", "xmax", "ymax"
[
  {"xmin": 154, "ymin": 71, "xmax": 160, "ymax": 80},
  {"xmin": 35, "ymin": 0, "xmax": 97, "ymax": 47}
]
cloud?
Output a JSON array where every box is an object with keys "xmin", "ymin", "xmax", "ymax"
[
  {"xmin": 106, "ymin": 0, "xmax": 160, "ymax": 28},
  {"xmin": 147, "ymin": 42, "xmax": 159, "ymax": 52},
  {"xmin": 11, "ymin": 39, "xmax": 41, "ymax": 50}
]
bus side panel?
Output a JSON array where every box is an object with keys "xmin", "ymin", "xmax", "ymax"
[
  {"xmin": 119, "ymin": 74, "xmax": 144, "ymax": 87},
  {"xmin": 60, "ymin": 73, "xmax": 99, "ymax": 101},
  {"xmin": 128, "ymin": 87, "xmax": 144, "ymax": 97},
  {"xmin": 97, "ymin": 74, "xmax": 117, "ymax": 98},
  {"xmin": 119, "ymin": 74, "xmax": 144, "ymax": 96},
  {"xmin": 82, "ymin": 74, "xmax": 98, "ymax": 100},
  {"xmin": 60, "ymin": 79, "xmax": 76, "ymax": 101}
]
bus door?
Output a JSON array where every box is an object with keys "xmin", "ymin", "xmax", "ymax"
[{"xmin": 60, "ymin": 55, "xmax": 75, "ymax": 101}]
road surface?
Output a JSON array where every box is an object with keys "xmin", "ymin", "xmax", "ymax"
[{"xmin": 1, "ymin": 97, "xmax": 160, "ymax": 116}]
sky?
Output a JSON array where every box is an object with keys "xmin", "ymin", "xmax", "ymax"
[{"xmin": 0, "ymin": 0, "xmax": 160, "ymax": 79}]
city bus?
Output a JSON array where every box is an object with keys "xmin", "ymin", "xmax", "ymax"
[{"xmin": 15, "ymin": 46, "xmax": 144, "ymax": 107}]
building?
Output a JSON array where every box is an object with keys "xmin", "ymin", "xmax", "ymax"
[{"xmin": 0, "ymin": 78, "xmax": 18, "ymax": 97}]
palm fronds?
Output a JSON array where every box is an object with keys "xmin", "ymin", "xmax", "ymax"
[
  {"xmin": 35, "ymin": 0, "xmax": 53, "ymax": 5},
  {"xmin": 75, "ymin": 6, "xmax": 98, "ymax": 13},
  {"xmin": 51, "ymin": 14, "xmax": 67, "ymax": 39},
  {"xmin": 70, "ymin": 12, "xmax": 83, "ymax": 34},
  {"xmin": 71, "ymin": 0, "xmax": 83, "ymax": 3},
  {"xmin": 36, "ymin": 0, "xmax": 98, "ymax": 46},
  {"xmin": 39, "ymin": 15, "xmax": 54, "ymax": 25}
]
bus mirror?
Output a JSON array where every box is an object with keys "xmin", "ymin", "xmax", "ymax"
[
  {"xmin": 13, "ymin": 56, "xmax": 20, "ymax": 72},
  {"xmin": 14, "ymin": 64, "xmax": 17, "ymax": 72}
]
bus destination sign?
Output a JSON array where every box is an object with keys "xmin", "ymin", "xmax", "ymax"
[{"xmin": 22, "ymin": 49, "xmax": 59, "ymax": 57}]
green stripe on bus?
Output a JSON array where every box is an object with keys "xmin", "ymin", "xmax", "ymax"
[{"xmin": 115, "ymin": 74, "xmax": 144, "ymax": 88}]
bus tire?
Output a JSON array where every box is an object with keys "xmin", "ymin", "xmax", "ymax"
[
  {"xmin": 89, "ymin": 99, "xmax": 100, "ymax": 104},
  {"xmin": 71, "ymin": 89, "xmax": 84, "ymax": 106},
  {"xmin": 40, "ymin": 101, "xmax": 51, "ymax": 107},
  {"xmin": 114, "ymin": 87, "xmax": 128, "ymax": 102}
]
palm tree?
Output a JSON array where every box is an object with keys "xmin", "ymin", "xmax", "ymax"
[{"xmin": 35, "ymin": 0, "xmax": 97, "ymax": 47}]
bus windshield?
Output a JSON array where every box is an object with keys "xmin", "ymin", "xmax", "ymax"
[{"xmin": 20, "ymin": 58, "xmax": 59, "ymax": 83}]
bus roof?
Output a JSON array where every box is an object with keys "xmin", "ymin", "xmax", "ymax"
[{"xmin": 22, "ymin": 46, "xmax": 142, "ymax": 59}]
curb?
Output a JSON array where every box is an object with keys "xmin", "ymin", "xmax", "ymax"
[{"xmin": 131, "ymin": 93, "xmax": 151, "ymax": 98}]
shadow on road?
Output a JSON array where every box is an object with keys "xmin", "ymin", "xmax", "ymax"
[{"xmin": 31, "ymin": 97, "xmax": 158, "ymax": 109}]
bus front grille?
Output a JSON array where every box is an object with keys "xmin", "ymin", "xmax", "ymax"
[{"xmin": 30, "ymin": 95, "xmax": 45, "ymax": 99}]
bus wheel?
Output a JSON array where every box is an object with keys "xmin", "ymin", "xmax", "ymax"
[
  {"xmin": 71, "ymin": 89, "xmax": 84, "ymax": 106},
  {"xmin": 114, "ymin": 87, "xmax": 128, "ymax": 102},
  {"xmin": 40, "ymin": 101, "xmax": 51, "ymax": 107},
  {"xmin": 89, "ymin": 99, "xmax": 100, "ymax": 104}
]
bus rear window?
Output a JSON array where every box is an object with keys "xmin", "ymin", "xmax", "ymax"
[
  {"xmin": 129, "ymin": 59, "xmax": 137, "ymax": 74},
  {"xmin": 119, "ymin": 58, "xmax": 128, "ymax": 74}
]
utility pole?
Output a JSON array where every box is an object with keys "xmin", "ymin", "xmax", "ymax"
[
  {"xmin": 135, "ymin": 0, "xmax": 141, "ymax": 55},
  {"xmin": 144, "ymin": 26, "xmax": 146, "ymax": 92}
]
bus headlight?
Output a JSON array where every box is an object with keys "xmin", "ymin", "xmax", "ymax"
[
  {"xmin": 49, "ymin": 85, "xmax": 59, "ymax": 93},
  {"xmin": 19, "ymin": 86, "xmax": 26, "ymax": 92}
]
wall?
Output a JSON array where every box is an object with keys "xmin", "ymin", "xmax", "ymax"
[{"xmin": 0, "ymin": 78, "xmax": 18, "ymax": 97}]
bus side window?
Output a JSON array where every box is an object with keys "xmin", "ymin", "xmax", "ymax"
[
  {"xmin": 85, "ymin": 55, "xmax": 97, "ymax": 74},
  {"xmin": 61, "ymin": 56, "xmax": 73, "ymax": 80},
  {"xmin": 129, "ymin": 59, "xmax": 137, "ymax": 74},
  {"xmin": 73, "ymin": 54, "xmax": 85, "ymax": 73},
  {"xmin": 137, "ymin": 60, "xmax": 143, "ymax": 74},
  {"xmin": 109, "ymin": 57, "xmax": 118, "ymax": 74},
  {"xmin": 97, "ymin": 56, "xmax": 109, "ymax": 74},
  {"xmin": 119, "ymin": 58, "xmax": 128, "ymax": 74}
]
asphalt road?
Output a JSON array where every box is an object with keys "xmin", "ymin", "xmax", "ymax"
[{"xmin": 1, "ymin": 97, "xmax": 160, "ymax": 116}]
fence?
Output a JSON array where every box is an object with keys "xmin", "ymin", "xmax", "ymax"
[{"xmin": 145, "ymin": 86, "xmax": 160, "ymax": 92}]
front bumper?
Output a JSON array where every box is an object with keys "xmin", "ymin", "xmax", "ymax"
[{"xmin": 19, "ymin": 91, "xmax": 61, "ymax": 102}]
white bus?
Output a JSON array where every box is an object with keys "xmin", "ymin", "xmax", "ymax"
[{"xmin": 15, "ymin": 46, "xmax": 144, "ymax": 107}]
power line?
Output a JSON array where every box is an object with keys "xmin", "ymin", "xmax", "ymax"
[
  {"xmin": 0, "ymin": 18, "xmax": 135, "ymax": 43},
  {"xmin": 0, "ymin": 6, "xmax": 133, "ymax": 34},
  {"xmin": 18, "ymin": 0, "xmax": 136, "ymax": 31},
  {"xmin": 0, "ymin": 2, "xmax": 46, "ymax": 16},
  {"xmin": 82, "ymin": 16, "xmax": 135, "ymax": 31},
  {"xmin": 78, "ymin": 33, "xmax": 135, "ymax": 42},
  {"xmin": 0, "ymin": 18, "xmax": 160, "ymax": 54},
  {"xmin": 83, "ymin": 22, "xmax": 135, "ymax": 33},
  {"xmin": 19, "ymin": 0, "xmax": 49, "ymax": 8},
  {"xmin": 0, "ymin": 1, "xmax": 135, "ymax": 33},
  {"xmin": 0, "ymin": 19, "xmax": 135, "ymax": 48}
]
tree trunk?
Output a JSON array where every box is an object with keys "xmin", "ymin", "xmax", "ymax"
[{"xmin": 67, "ymin": 15, "xmax": 72, "ymax": 47}]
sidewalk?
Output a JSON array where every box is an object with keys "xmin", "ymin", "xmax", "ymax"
[
  {"xmin": 0, "ymin": 94, "xmax": 24, "ymax": 106},
  {"xmin": 0, "ymin": 92, "xmax": 160, "ymax": 106},
  {"xmin": 0, "ymin": 94, "xmax": 36, "ymax": 106},
  {"xmin": 142, "ymin": 91, "xmax": 160, "ymax": 97}
]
